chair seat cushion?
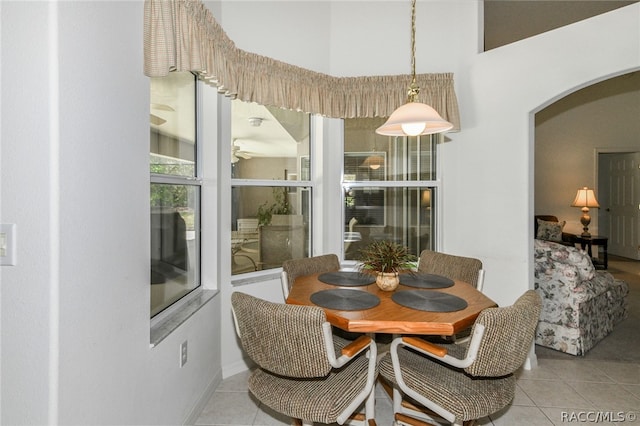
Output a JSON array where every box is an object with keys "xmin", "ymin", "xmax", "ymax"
[
  {"xmin": 249, "ymin": 355, "xmax": 374, "ymax": 424},
  {"xmin": 378, "ymin": 347, "xmax": 515, "ymax": 423}
]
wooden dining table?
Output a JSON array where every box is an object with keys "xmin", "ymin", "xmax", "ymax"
[{"xmin": 286, "ymin": 272, "xmax": 497, "ymax": 336}]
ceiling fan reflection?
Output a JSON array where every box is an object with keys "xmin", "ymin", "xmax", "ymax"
[{"xmin": 231, "ymin": 140, "xmax": 253, "ymax": 163}]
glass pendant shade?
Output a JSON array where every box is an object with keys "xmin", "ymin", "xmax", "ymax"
[
  {"xmin": 375, "ymin": 0, "xmax": 453, "ymax": 137},
  {"xmin": 375, "ymin": 102, "xmax": 453, "ymax": 136},
  {"xmin": 360, "ymin": 155, "xmax": 385, "ymax": 170}
]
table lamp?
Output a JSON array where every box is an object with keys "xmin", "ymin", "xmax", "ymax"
[{"xmin": 571, "ymin": 187, "xmax": 600, "ymax": 237}]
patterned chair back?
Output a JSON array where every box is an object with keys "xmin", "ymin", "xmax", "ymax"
[
  {"xmin": 231, "ymin": 292, "xmax": 333, "ymax": 378},
  {"xmin": 464, "ymin": 290, "xmax": 542, "ymax": 377},
  {"xmin": 282, "ymin": 254, "xmax": 340, "ymax": 295},
  {"xmin": 418, "ymin": 250, "xmax": 483, "ymax": 288}
]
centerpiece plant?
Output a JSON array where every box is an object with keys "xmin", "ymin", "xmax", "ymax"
[{"xmin": 359, "ymin": 240, "xmax": 417, "ymax": 291}]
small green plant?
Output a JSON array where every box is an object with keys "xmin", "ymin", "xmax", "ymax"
[
  {"xmin": 257, "ymin": 187, "xmax": 291, "ymax": 226},
  {"xmin": 359, "ymin": 240, "xmax": 417, "ymax": 273}
]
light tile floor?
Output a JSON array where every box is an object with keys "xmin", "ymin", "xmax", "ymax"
[{"xmin": 195, "ymin": 356, "xmax": 640, "ymax": 426}]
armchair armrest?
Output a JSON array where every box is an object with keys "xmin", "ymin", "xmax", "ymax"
[
  {"xmin": 321, "ymin": 324, "xmax": 378, "ymax": 425},
  {"xmin": 341, "ymin": 335, "xmax": 373, "ymax": 357},
  {"xmin": 401, "ymin": 336, "xmax": 448, "ymax": 358},
  {"xmin": 391, "ymin": 325, "xmax": 486, "ymax": 370},
  {"xmin": 322, "ymin": 323, "xmax": 376, "ymax": 368}
]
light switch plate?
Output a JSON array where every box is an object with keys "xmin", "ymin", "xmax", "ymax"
[{"xmin": 0, "ymin": 224, "xmax": 17, "ymax": 266}]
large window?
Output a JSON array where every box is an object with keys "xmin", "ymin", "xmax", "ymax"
[
  {"xmin": 343, "ymin": 117, "xmax": 437, "ymax": 260},
  {"xmin": 150, "ymin": 71, "xmax": 201, "ymax": 317},
  {"xmin": 230, "ymin": 100, "xmax": 311, "ymax": 275}
]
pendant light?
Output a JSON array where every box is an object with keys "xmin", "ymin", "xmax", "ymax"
[{"xmin": 376, "ymin": 0, "xmax": 453, "ymax": 137}]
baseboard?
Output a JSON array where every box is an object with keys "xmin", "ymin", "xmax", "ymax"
[
  {"xmin": 222, "ymin": 358, "xmax": 252, "ymax": 379},
  {"xmin": 525, "ymin": 343, "xmax": 538, "ymax": 370},
  {"xmin": 183, "ymin": 369, "xmax": 223, "ymax": 426}
]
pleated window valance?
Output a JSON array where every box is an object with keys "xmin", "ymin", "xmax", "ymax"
[{"xmin": 143, "ymin": 0, "xmax": 460, "ymax": 129}]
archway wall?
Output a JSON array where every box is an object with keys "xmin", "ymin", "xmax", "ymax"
[
  {"xmin": 439, "ymin": 4, "xmax": 639, "ymax": 306},
  {"xmin": 535, "ymin": 72, "xmax": 640, "ymax": 237}
]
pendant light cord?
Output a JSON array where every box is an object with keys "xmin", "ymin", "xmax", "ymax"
[
  {"xmin": 407, "ymin": 0, "xmax": 420, "ymax": 103},
  {"xmin": 375, "ymin": 0, "xmax": 454, "ymax": 136}
]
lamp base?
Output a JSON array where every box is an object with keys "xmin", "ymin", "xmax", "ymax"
[{"xmin": 580, "ymin": 208, "xmax": 592, "ymax": 238}]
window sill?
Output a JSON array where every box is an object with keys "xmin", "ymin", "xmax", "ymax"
[
  {"xmin": 150, "ymin": 289, "xmax": 218, "ymax": 347},
  {"xmin": 231, "ymin": 270, "xmax": 281, "ymax": 286}
]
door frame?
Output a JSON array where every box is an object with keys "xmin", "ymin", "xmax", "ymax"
[{"xmin": 596, "ymin": 148, "xmax": 640, "ymax": 260}]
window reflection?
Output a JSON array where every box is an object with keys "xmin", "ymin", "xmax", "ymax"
[
  {"xmin": 344, "ymin": 117, "xmax": 437, "ymax": 261},
  {"xmin": 149, "ymin": 71, "xmax": 200, "ymax": 318},
  {"xmin": 150, "ymin": 72, "xmax": 196, "ymax": 178},
  {"xmin": 230, "ymin": 100, "xmax": 311, "ymax": 275},
  {"xmin": 231, "ymin": 101, "xmax": 309, "ymax": 181},
  {"xmin": 150, "ymin": 184, "xmax": 200, "ymax": 316},
  {"xmin": 231, "ymin": 186, "xmax": 311, "ymax": 275},
  {"xmin": 344, "ymin": 187, "xmax": 433, "ymax": 261}
]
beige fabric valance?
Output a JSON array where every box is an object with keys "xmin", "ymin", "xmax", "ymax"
[{"xmin": 144, "ymin": 0, "xmax": 460, "ymax": 129}]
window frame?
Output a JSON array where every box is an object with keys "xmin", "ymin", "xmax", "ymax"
[
  {"xmin": 149, "ymin": 71, "xmax": 202, "ymax": 319},
  {"xmin": 341, "ymin": 128, "xmax": 441, "ymax": 261},
  {"xmin": 228, "ymin": 103, "xmax": 315, "ymax": 279}
]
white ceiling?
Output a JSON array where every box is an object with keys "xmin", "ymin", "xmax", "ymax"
[
  {"xmin": 231, "ymin": 101, "xmax": 303, "ymax": 158},
  {"xmin": 150, "ymin": 80, "xmax": 305, "ymax": 159}
]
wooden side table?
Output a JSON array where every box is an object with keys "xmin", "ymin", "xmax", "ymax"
[{"xmin": 575, "ymin": 235, "xmax": 608, "ymax": 270}]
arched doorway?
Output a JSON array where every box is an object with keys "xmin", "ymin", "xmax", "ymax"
[{"xmin": 534, "ymin": 71, "xmax": 640, "ymax": 260}]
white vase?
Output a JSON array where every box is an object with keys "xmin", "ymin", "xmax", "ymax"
[{"xmin": 376, "ymin": 271, "xmax": 399, "ymax": 291}]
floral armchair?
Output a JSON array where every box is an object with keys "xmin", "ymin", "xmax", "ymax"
[{"xmin": 534, "ymin": 239, "xmax": 628, "ymax": 355}]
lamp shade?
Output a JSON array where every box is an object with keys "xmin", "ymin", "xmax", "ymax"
[
  {"xmin": 421, "ymin": 190, "xmax": 431, "ymax": 207},
  {"xmin": 375, "ymin": 102, "xmax": 453, "ymax": 136},
  {"xmin": 571, "ymin": 187, "xmax": 600, "ymax": 208}
]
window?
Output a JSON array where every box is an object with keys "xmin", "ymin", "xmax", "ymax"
[
  {"xmin": 343, "ymin": 117, "xmax": 437, "ymax": 260},
  {"xmin": 150, "ymin": 71, "xmax": 200, "ymax": 317},
  {"xmin": 230, "ymin": 100, "xmax": 311, "ymax": 275}
]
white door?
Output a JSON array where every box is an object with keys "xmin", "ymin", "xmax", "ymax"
[{"xmin": 599, "ymin": 152, "xmax": 640, "ymax": 260}]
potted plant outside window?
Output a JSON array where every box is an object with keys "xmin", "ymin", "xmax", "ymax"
[
  {"xmin": 255, "ymin": 187, "xmax": 304, "ymax": 269},
  {"xmin": 359, "ymin": 240, "xmax": 417, "ymax": 291},
  {"xmin": 257, "ymin": 187, "xmax": 291, "ymax": 226}
]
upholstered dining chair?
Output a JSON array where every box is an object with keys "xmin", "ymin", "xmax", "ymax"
[
  {"xmin": 378, "ymin": 290, "xmax": 542, "ymax": 426},
  {"xmin": 231, "ymin": 292, "xmax": 378, "ymax": 426},
  {"xmin": 417, "ymin": 250, "xmax": 485, "ymax": 291},
  {"xmin": 281, "ymin": 253, "xmax": 340, "ymax": 299},
  {"xmin": 417, "ymin": 250, "xmax": 485, "ymax": 344},
  {"xmin": 282, "ymin": 253, "xmax": 365, "ymax": 343}
]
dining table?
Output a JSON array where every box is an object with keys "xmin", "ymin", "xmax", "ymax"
[{"xmin": 285, "ymin": 270, "xmax": 497, "ymax": 336}]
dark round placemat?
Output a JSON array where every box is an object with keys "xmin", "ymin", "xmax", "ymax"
[
  {"xmin": 310, "ymin": 289, "xmax": 380, "ymax": 311},
  {"xmin": 392, "ymin": 290, "xmax": 467, "ymax": 312},
  {"xmin": 399, "ymin": 273, "xmax": 454, "ymax": 289},
  {"xmin": 318, "ymin": 271, "xmax": 375, "ymax": 286}
]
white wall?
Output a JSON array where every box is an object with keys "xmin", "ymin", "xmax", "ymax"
[
  {"xmin": 442, "ymin": 5, "xmax": 639, "ymax": 306},
  {"xmin": 1, "ymin": 3, "xmax": 54, "ymax": 423},
  {"xmin": 535, "ymin": 72, "xmax": 640, "ymax": 236},
  {"xmin": 1, "ymin": 1, "xmax": 221, "ymax": 424},
  {"xmin": 220, "ymin": 1, "xmax": 332, "ymax": 74}
]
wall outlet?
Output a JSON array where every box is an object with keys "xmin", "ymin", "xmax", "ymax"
[
  {"xmin": 0, "ymin": 224, "xmax": 17, "ymax": 266},
  {"xmin": 180, "ymin": 340, "xmax": 188, "ymax": 367}
]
